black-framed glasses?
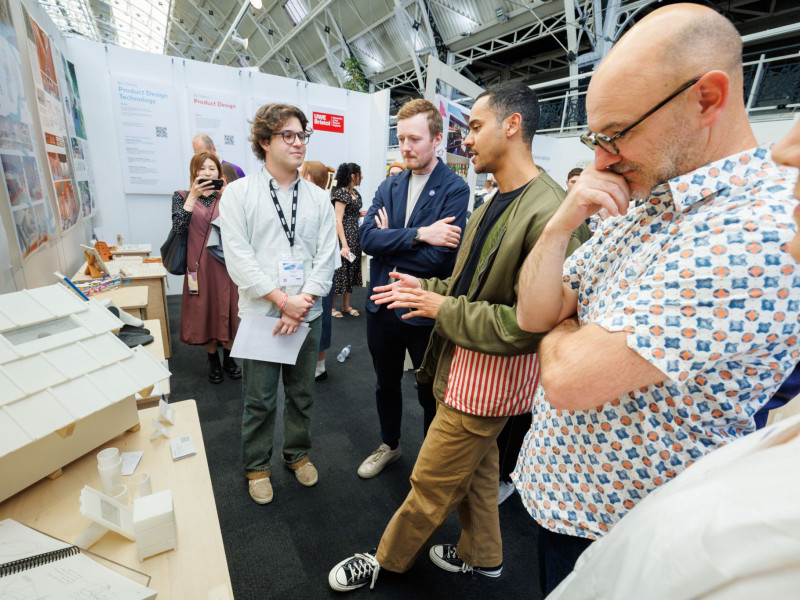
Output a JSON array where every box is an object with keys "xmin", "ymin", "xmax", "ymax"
[
  {"xmin": 273, "ymin": 130, "xmax": 312, "ymax": 145},
  {"xmin": 580, "ymin": 77, "xmax": 701, "ymax": 155}
]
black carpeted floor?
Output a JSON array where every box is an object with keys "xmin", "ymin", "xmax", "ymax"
[{"xmin": 166, "ymin": 287, "xmax": 542, "ymax": 600}]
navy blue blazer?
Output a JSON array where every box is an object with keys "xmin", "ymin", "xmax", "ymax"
[{"xmin": 360, "ymin": 158, "xmax": 469, "ymax": 325}]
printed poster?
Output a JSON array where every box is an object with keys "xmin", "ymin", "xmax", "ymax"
[
  {"xmin": 188, "ymin": 88, "xmax": 247, "ymax": 175},
  {"xmin": 0, "ymin": 0, "xmax": 55, "ymax": 260},
  {"xmin": 436, "ymin": 95, "xmax": 471, "ymax": 182},
  {"xmin": 22, "ymin": 7, "xmax": 79, "ymax": 232},
  {"xmin": 110, "ymin": 76, "xmax": 182, "ymax": 194},
  {"xmin": 61, "ymin": 56, "xmax": 95, "ymax": 217}
]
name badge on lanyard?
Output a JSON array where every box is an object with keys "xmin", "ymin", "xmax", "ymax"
[
  {"xmin": 269, "ymin": 181, "xmax": 304, "ymax": 288},
  {"xmin": 279, "ymin": 255, "xmax": 304, "ymax": 287}
]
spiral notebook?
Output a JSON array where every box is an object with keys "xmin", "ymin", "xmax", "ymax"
[{"xmin": 0, "ymin": 518, "xmax": 156, "ymax": 598}]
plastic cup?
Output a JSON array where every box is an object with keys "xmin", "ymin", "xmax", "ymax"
[
  {"xmin": 97, "ymin": 447, "xmax": 120, "ymax": 468},
  {"xmin": 110, "ymin": 484, "xmax": 128, "ymax": 505},
  {"xmin": 98, "ymin": 457, "xmax": 122, "ymax": 495},
  {"xmin": 130, "ymin": 471, "xmax": 152, "ymax": 499}
]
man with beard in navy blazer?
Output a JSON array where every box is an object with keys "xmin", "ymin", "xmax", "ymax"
[{"xmin": 357, "ymin": 98, "xmax": 469, "ymax": 479}]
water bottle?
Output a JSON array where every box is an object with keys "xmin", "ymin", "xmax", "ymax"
[{"xmin": 337, "ymin": 345, "xmax": 351, "ymax": 363}]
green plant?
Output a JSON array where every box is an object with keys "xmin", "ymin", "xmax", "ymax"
[{"xmin": 343, "ymin": 55, "xmax": 368, "ymax": 92}]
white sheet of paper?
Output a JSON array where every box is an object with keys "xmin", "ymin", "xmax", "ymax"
[
  {"xmin": 230, "ymin": 314, "xmax": 310, "ymax": 365},
  {"xmin": 121, "ymin": 451, "xmax": 144, "ymax": 476}
]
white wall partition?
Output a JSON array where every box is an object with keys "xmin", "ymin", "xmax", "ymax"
[{"xmin": 66, "ymin": 37, "xmax": 389, "ymax": 294}]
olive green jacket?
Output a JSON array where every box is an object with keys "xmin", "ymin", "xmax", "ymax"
[{"xmin": 417, "ymin": 171, "xmax": 591, "ymax": 405}]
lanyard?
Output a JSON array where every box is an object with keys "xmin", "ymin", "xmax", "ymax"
[{"xmin": 268, "ymin": 181, "xmax": 298, "ymax": 247}]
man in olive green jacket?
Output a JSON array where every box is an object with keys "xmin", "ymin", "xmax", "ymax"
[{"xmin": 329, "ymin": 83, "xmax": 590, "ymax": 593}]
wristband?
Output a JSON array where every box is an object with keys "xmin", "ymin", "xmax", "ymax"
[{"xmin": 279, "ymin": 293, "xmax": 289, "ymax": 310}]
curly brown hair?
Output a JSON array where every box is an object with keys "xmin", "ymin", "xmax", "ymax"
[
  {"xmin": 189, "ymin": 151, "xmax": 221, "ymax": 186},
  {"xmin": 249, "ymin": 103, "xmax": 309, "ymax": 162},
  {"xmin": 396, "ymin": 99, "xmax": 442, "ymax": 139}
]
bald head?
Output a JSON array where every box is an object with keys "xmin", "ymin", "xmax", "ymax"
[
  {"xmin": 585, "ymin": 4, "xmax": 755, "ymax": 192},
  {"xmin": 192, "ymin": 134, "xmax": 215, "ymax": 154},
  {"xmin": 595, "ymin": 4, "xmax": 741, "ymax": 100}
]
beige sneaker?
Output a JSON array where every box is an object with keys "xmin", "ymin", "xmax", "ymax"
[
  {"xmin": 248, "ymin": 477, "xmax": 273, "ymax": 504},
  {"xmin": 357, "ymin": 444, "xmax": 402, "ymax": 479},
  {"xmin": 293, "ymin": 461, "xmax": 319, "ymax": 487}
]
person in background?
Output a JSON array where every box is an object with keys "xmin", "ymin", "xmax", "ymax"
[
  {"xmin": 171, "ymin": 151, "xmax": 240, "ymax": 384},
  {"xmin": 221, "ymin": 162, "xmax": 240, "ymax": 186},
  {"xmin": 357, "ymin": 99, "xmax": 469, "ymax": 480},
  {"xmin": 330, "ymin": 162, "xmax": 364, "ymax": 318},
  {"xmin": 513, "ymin": 5, "xmax": 800, "ymax": 594},
  {"xmin": 473, "ymin": 174, "xmax": 498, "ymax": 212},
  {"xmin": 386, "ymin": 161, "xmax": 405, "ymax": 178},
  {"xmin": 219, "ymin": 104, "xmax": 336, "ymax": 505},
  {"xmin": 545, "ymin": 118, "xmax": 800, "ymax": 600},
  {"xmin": 300, "ymin": 160, "xmax": 338, "ymax": 381},
  {"xmin": 192, "ymin": 133, "xmax": 245, "ymax": 178},
  {"xmin": 565, "ymin": 167, "xmax": 582, "ymax": 191}
]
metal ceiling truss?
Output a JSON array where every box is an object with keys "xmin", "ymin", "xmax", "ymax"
[{"xmin": 450, "ymin": 14, "xmax": 569, "ymax": 72}]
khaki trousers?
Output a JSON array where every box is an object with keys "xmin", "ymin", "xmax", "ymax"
[{"xmin": 376, "ymin": 402, "xmax": 509, "ymax": 572}]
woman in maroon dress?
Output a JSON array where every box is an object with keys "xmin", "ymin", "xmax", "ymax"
[{"xmin": 171, "ymin": 151, "xmax": 240, "ymax": 383}]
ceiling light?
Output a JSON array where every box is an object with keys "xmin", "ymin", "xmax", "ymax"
[
  {"xmin": 232, "ymin": 34, "xmax": 248, "ymax": 50},
  {"xmin": 250, "ymin": 0, "xmax": 263, "ymax": 8}
]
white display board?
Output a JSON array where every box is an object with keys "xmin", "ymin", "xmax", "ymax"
[
  {"xmin": 60, "ymin": 55, "xmax": 95, "ymax": 218},
  {"xmin": 187, "ymin": 87, "xmax": 248, "ymax": 171},
  {"xmin": 21, "ymin": 7, "xmax": 79, "ymax": 233},
  {"xmin": 0, "ymin": 0, "xmax": 55, "ymax": 261},
  {"xmin": 110, "ymin": 75, "xmax": 183, "ymax": 195},
  {"xmin": 307, "ymin": 104, "xmax": 348, "ymax": 171}
]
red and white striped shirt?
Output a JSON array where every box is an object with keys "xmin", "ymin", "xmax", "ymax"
[{"xmin": 444, "ymin": 346, "xmax": 539, "ymax": 417}]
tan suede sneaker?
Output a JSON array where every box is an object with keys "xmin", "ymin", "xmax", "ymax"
[
  {"xmin": 248, "ymin": 477, "xmax": 273, "ymax": 504},
  {"xmin": 293, "ymin": 461, "xmax": 319, "ymax": 487}
]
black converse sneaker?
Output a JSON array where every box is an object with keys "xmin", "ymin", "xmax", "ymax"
[
  {"xmin": 329, "ymin": 550, "xmax": 381, "ymax": 592},
  {"xmin": 429, "ymin": 544, "xmax": 503, "ymax": 577}
]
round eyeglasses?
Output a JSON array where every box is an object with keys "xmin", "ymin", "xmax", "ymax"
[
  {"xmin": 580, "ymin": 77, "xmax": 700, "ymax": 156},
  {"xmin": 274, "ymin": 130, "xmax": 312, "ymax": 145}
]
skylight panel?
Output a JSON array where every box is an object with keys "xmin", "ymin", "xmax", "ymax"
[
  {"xmin": 283, "ymin": 0, "xmax": 308, "ymax": 25},
  {"xmin": 34, "ymin": 0, "xmax": 172, "ymax": 55}
]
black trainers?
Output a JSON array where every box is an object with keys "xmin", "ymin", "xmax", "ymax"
[
  {"xmin": 329, "ymin": 550, "xmax": 381, "ymax": 592},
  {"xmin": 429, "ymin": 544, "xmax": 502, "ymax": 577}
]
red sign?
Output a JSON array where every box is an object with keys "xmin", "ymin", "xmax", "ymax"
[{"xmin": 312, "ymin": 111, "xmax": 345, "ymax": 133}]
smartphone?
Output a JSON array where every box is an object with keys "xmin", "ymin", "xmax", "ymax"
[{"xmin": 199, "ymin": 178, "xmax": 224, "ymax": 190}]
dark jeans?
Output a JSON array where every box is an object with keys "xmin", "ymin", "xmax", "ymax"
[
  {"xmin": 537, "ymin": 524, "xmax": 593, "ymax": 596},
  {"xmin": 366, "ymin": 306, "xmax": 436, "ymax": 448},
  {"xmin": 241, "ymin": 317, "xmax": 322, "ymax": 476},
  {"xmin": 497, "ymin": 412, "xmax": 533, "ymax": 482}
]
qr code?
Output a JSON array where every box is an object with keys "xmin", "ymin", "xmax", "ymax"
[
  {"xmin": 156, "ymin": 126, "xmax": 167, "ymax": 138},
  {"xmin": 224, "ymin": 135, "xmax": 234, "ymax": 145}
]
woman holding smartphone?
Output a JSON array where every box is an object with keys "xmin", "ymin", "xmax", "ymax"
[
  {"xmin": 171, "ymin": 151, "xmax": 240, "ymax": 384},
  {"xmin": 330, "ymin": 162, "xmax": 363, "ymax": 317}
]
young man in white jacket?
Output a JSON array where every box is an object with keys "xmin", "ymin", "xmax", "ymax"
[{"xmin": 220, "ymin": 103, "xmax": 336, "ymax": 505}]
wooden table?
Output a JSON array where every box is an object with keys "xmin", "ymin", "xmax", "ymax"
[
  {"xmin": 91, "ymin": 285, "xmax": 149, "ymax": 320},
  {"xmin": 0, "ymin": 400, "xmax": 232, "ymax": 600},
  {"xmin": 111, "ymin": 244, "xmax": 153, "ymax": 257},
  {"xmin": 74, "ymin": 260, "xmax": 172, "ymax": 358}
]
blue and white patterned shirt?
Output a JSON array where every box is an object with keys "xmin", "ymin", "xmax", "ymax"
[{"xmin": 514, "ymin": 146, "xmax": 800, "ymax": 540}]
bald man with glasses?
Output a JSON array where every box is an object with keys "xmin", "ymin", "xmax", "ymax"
[{"xmin": 513, "ymin": 4, "xmax": 800, "ymax": 595}]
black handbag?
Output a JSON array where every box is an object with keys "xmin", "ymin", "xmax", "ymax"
[{"xmin": 160, "ymin": 228, "xmax": 188, "ymax": 275}]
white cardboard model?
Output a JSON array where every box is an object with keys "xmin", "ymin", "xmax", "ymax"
[{"xmin": 0, "ymin": 284, "xmax": 171, "ymax": 503}]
